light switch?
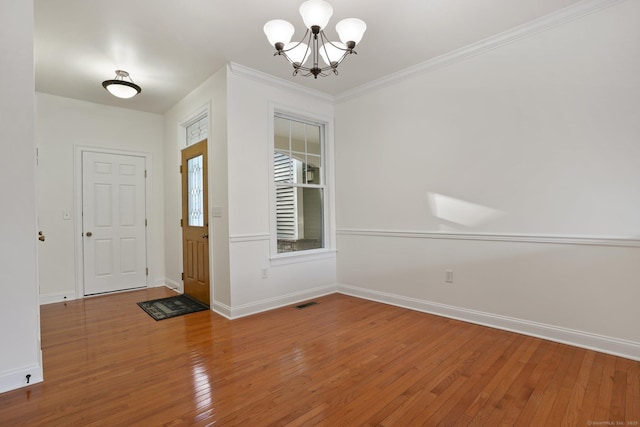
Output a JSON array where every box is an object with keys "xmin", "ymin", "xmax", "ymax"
[{"xmin": 63, "ymin": 211, "xmax": 71, "ymax": 220}]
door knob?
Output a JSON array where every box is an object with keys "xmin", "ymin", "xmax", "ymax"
[
  {"xmin": 86, "ymin": 231, "xmax": 93, "ymax": 237},
  {"xmin": 202, "ymin": 233, "xmax": 209, "ymax": 239},
  {"xmin": 38, "ymin": 231, "xmax": 45, "ymax": 242}
]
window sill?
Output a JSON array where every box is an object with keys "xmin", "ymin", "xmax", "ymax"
[{"xmin": 269, "ymin": 248, "xmax": 337, "ymax": 266}]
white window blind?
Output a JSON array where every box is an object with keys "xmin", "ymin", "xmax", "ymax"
[{"xmin": 274, "ymin": 152, "xmax": 298, "ymax": 240}]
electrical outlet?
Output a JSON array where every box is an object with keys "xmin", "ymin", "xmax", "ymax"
[
  {"xmin": 445, "ymin": 270, "xmax": 454, "ymax": 283},
  {"xmin": 261, "ymin": 268, "xmax": 268, "ymax": 279}
]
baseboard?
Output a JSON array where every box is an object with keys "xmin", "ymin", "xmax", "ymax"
[
  {"xmin": 223, "ymin": 284, "xmax": 339, "ymax": 319},
  {"xmin": 212, "ymin": 301, "xmax": 232, "ymax": 319},
  {"xmin": 163, "ymin": 278, "xmax": 183, "ymax": 293},
  {"xmin": 152, "ymin": 278, "xmax": 170, "ymax": 288},
  {"xmin": 337, "ymin": 284, "xmax": 640, "ymax": 361},
  {"xmin": 0, "ymin": 361, "xmax": 43, "ymax": 394},
  {"xmin": 160, "ymin": 284, "xmax": 180, "ymax": 294},
  {"xmin": 41, "ymin": 280, "xmax": 182, "ymax": 305},
  {"xmin": 39, "ymin": 291, "xmax": 76, "ymax": 305}
]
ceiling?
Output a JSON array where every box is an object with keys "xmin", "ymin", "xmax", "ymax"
[{"xmin": 34, "ymin": 0, "xmax": 582, "ymax": 114}]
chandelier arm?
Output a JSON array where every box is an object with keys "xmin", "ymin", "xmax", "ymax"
[
  {"xmin": 316, "ymin": 30, "xmax": 351, "ymax": 72},
  {"xmin": 334, "ymin": 51, "xmax": 349, "ymax": 66},
  {"xmin": 279, "ymin": 29, "xmax": 310, "ymax": 54},
  {"xmin": 318, "ymin": 31, "xmax": 335, "ymax": 71},
  {"xmin": 285, "ymin": 53, "xmax": 350, "ymax": 73},
  {"xmin": 318, "ymin": 30, "xmax": 328, "ymax": 55},
  {"xmin": 301, "ymin": 69, "xmax": 328, "ymax": 78},
  {"xmin": 277, "ymin": 28, "xmax": 318, "ymax": 76},
  {"xmin": 279, "ymin": 52, "xmax": 314, "ymax": 73},
  {"xmin": 281, "ymin": 56, "xmax": 348, "ymax": 76},
  {"xmin": 324, "ymin": 38, "xmax": 351, "ymax": 52}
]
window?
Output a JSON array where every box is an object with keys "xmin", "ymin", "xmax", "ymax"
[
  {"xmin": 185, "ymin": 115, "xmax": 208, "ymax": 146},
  {"xmin": 187, "ymin": 154, "xmax": 204, "ymax": 226},
  {"xmin": 273, "ymin": 115, "xmax": 325, "ymax": 254}
]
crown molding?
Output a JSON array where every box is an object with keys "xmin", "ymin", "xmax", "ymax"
[
  {"xmin": 335, "ymin": 0, "xmax": 628, "ymax": 103},
  {"xmin": 227, "ymin": 62, "xmax": 334, "ymax": 103}
]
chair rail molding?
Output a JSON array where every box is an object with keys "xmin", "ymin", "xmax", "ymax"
[{"xmin": 337, "ymin": 228, "xmax": 640, "ymax": 248}]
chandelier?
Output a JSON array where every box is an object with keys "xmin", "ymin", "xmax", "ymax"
[{"xmin": 263, "ymin": 0, "xmax": 366, "ymax": 78}]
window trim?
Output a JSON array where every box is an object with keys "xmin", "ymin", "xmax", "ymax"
[
  {"xmin": 268, "ymin": 104, "xmax": 336, "ymax": 265},
  {"xmin": 177, "ymin": 102, "xmax": 210, "ymax": 150}
]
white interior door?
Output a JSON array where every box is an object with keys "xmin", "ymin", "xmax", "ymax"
[{"xmin": 82, "ymin": 151, "xmax": 147, "ymax": 295}]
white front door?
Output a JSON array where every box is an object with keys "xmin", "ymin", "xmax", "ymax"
[{"xmin": 82, "ymin": 152, "xmax": 147, "ymax": 295}]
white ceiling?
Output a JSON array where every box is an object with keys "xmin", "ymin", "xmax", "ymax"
[{"xmin": 34, "ymin": 0, "xmax": 582, "ymax": 114}]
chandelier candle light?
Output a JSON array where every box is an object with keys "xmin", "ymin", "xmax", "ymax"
[{"xmin": 263, "ymin": 0, "xmax": 366, "ymax": 78}]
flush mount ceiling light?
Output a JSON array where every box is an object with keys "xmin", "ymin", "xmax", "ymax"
[
  {"xmin": 264, "ymin": 0, "xmax": 366, "ymax": 78},
  {"xmin": 102, "ymin": 70, "xmax": 141, "ymax": 99}
]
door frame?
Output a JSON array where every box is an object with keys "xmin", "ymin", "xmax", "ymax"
[
  {"xmin": 181, "ymin": 139, "xmax": 210, "ymax": 305},
  {"xmin": 73, "ymin": 146, "xmax": 153, "ymax": 299},
  {"xmin": 176, "ymin": 103, "xmax": 213, "ymax": 298}
]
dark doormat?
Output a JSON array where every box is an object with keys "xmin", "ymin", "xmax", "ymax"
[{"xmin": 137, "ymin": 294, "xmax": 209, "ymax": 321}]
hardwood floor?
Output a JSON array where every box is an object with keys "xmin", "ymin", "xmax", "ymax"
[{"xmin": 0, "ymin": 288, "xmax": 638, "ymax": 426}]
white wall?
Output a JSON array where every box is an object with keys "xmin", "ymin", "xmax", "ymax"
[
  {"xmin": 0, "ymin": 0, "xmax": 43, "ymax": 392},
  {"xmin": 224, "ymin": 66, "xmax": 337, "ymax": 317},
  {"xmin": 36, "ymin": 93, "xmax": 165, "ymax": 303},
  {"xmin": 163, "ymin": 64, "xmax": 338, "ymax": 318},
  {"xmin": 163, "ymin": 67, "xmax": 231, "ymax": 306},
  {"xmin": 164, "ymin": 64, "xmax": 337, "ymax": 317},
  {"xmin": 335, "ymin": 0, "xmax": 640, "ymax": 359}
]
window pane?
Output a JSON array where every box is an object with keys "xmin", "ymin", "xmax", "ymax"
[
  {"xmin": 277, "ymin": 187, "xmax": 323, "ymax": 253},
  {"xmin": 290, "ymin": 120, "xmax": 307, "ymax": 153},
  {"xmin": 274, "ymin": 136, "xmax": 289, "ymax": 151},
  {"xmin": 274, "ymin": 117, "xmax": 289, "ymax": 139},
  {"xmin": 187, "ymin": 155, "xmax": 204, "ymax": 226},
  {"xmin": 275, "ymin": 152, "xmax": 297, "ymax": 184},
  {"xmin": 290, "ymin": 152, "xmax": 306, "ymax": 166},
  {"xmin": 305, "ymin": 155, "xmax": 322, "ymax": 185},
  {"xmin": 307, "ymin": 125, "xmax": 321, "ymax": 155}
]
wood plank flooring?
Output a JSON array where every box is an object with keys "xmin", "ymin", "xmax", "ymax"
[{"xmin": 0, "ymin": 288, "xmax": 638, "ymax": 426}]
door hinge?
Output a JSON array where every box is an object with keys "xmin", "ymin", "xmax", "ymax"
[
  {"xmin": 146, "ymin": 268, "xmax": 149, "ymax": 276},
  {"xmin": 145, "ymin": 219, "xmax": 148, "ymax": 226},
  {"xmin": 180, "ymin": 218, "xmax": 183, "ymax": 227},
  {"xmin": 144, "ymin": 170, "xmax": 147, "ymax": 178},
  {"xmin": 181, "ymin": 272, "xmax": 184, "ymax": 281},
  {"xmin": 179, "ymin": 165, "xmax": 183, "ymax": 174}
]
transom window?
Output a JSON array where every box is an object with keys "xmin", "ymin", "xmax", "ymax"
[{"xmin": 274, "ymin": 115, "xmax": 325, "ymax": 253}]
